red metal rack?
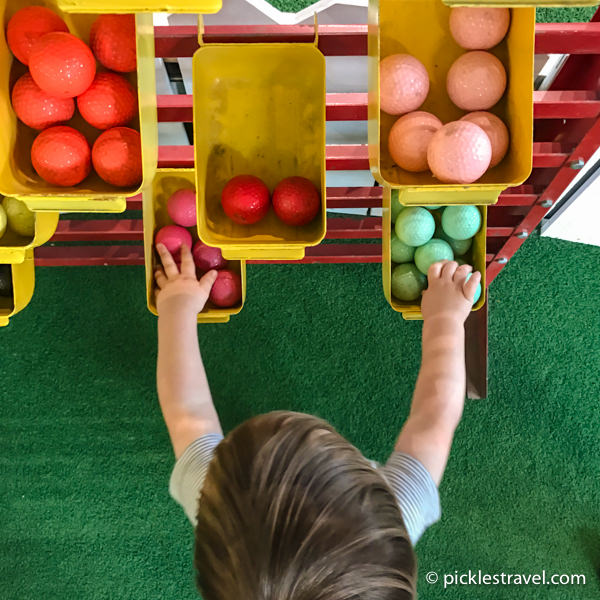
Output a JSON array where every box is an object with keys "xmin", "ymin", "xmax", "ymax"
[{"xmin": 33, "ymin": 13, "xmax": 600, "ymax": 397}]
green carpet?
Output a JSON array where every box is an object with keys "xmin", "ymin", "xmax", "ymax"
[{"xmin": 1, "ymin": 233, "xmax": 599, "ymax": 599}]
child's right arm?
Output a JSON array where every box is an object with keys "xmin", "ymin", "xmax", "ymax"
[{"xmin": 394, "ymin": 260, "xmax": 481, "ymax": 486}]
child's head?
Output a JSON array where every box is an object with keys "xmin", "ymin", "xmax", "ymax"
[{"xmin": 194, "ymin": 411, "xmax": 416, "ymax": 599}]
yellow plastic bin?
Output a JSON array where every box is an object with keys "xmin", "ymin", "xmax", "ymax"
[
  {"xmin": 143, "ymin": 169, "xmax": 246, "ymax": 324},
  {"xmin": 382, "ymin": 187, "xmax": 487, "ymax": 321},
  {"xmin": 0, "ymin": 3, "xmax": 157, "ymax": 213},
  {"xmin": 58, "ymin": 0, "xmax": 222, "ymax": 13},
  {"xmin": 0, "ymin": 200, "xmax": 58, "ymax": 264},
  {"xmin": 193, "ymin": 24, "xmax": 326, "ymax": 261},
  {"xmin": 368, "ymin": 0, "xmax": 535, "ymax": 206},
  {"xmin": 0, "ymin": 249, "xmax": 35, "ymax": 327}
]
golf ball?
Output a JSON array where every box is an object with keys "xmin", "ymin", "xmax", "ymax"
[
  {"xmin": 465, "ymin": 271, "xmax": 482, "ymax": 304},
  {"xmin": 460, "ymin": 111, "xmax": 509, "ymax": 168},
  {"xmin": 388, "ymin": 111, "xmax": 442, "ymax": 172},
  {"xmin": 414, "ymin": 239, "xmax": 454, "ymax": 275},
  {"xmin": 391, "ymin": 263, "xmax": 427, "ymax": 302},
  {"xmin": 450, "ymin": 7, "xmax": 510, "ymax": 50},
  {"xmin": 436, "ymin": 226, "xmax": 473, "ymax": 256},
  {"xmin": 395, "ymin": 207, "xmax": 435, "ymax": 247},
  {"xmin": 391, "ymin": 232, "xmax": 415, "ymax": 264},
  {"xmin": 380, "ymin": 54, "xmax": 429, "ymax": 116},
  {"xmin": 391, "ymin": 192, "xmax": 404, "ymax": 223},
  {"xmin": 442, "ymin": 206, "xmax": 482, "ymax": 240}
]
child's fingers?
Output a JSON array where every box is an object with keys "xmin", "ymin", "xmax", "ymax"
[
  {"xmin": 197, "ymin": 269, "xmax": 219, "ymax": 299},
  {"xmin": 155, "ymin": 267, "xmax": 167, "ymax": 289},
  {"xmin": 453, "ymin": 263, "xmax": 472, "ymax": 287},
  {"xmin": 179, "ymin": 244, "xmax": 196, "ymax": 278},
  {"xmin": 441, "ymin": 260, "xmax": 458, "ymax": 280},
  {"xmin": 464, "ymin": 270, "xmax": 481, "ymax": 301},
  {"xmin": 156, "ymin": 243, "xmax": 179, "ymax": 278},
  {"xmin": 427, "ymin": 261, "xmax": 445, "ymax": 280}
]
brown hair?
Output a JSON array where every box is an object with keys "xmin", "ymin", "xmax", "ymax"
[{"xmin": 194, "ymin": 411, "xmax": 416, "ymax": 599}]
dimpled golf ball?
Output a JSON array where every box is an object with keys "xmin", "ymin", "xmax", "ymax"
[
  {"xmin": 395, "ymin": 207, "xmax": 435, "ymax": 247},
  {"xmin": 29, "ymin": 32, "xmax": 96, "ymax": 99},
  {"xmin": 427, "ymin": 205, "xmax": 441, "ymax": 210},
  {"xmin": 391, "ymin": 192, "xmax": 404, "ymax": 223},
  {"xmin": 92, "ymin": 127, "xmax": 142, "ymax": 187},
  {"xmin": 427, "ymin": 121, "xmax": 492, "ymax": 184},
  {"xmin": 465, "ymin": 272, "xmax": 482, "ymax": 304},
  {"xmin": 436, "ymin": 227, "xmax": 473, "ymax": 256},
  {"xmin": 380, "ymin": 54, "xmax": 430, "ymax": 116},
  {"xmin": 442, "ymin": 205, "xmax": 482, "ymax": 241},
  {"xmin": 460, "ymin": 111, "xmax": 509, "ymax": 168},
  {"xmin": 388, "ymin": 111, "xmax": 442, "ymax": 172},
  {"xmin": 447, "ymin": 51, "xmax": 507, "ymax": 111},
  {"xmin": 167, "ymin": 188, "xmax": 197, "ymax": 227},
  {"xmin": 414, "ymin": 238, "xmax": 454, "ymax": 275},
  {"xmin": 391, "ymin": 263, "xmax": 427, "ymax": 302},
  {"xmin": 450, "ymin": 8, "xmax": 510, "ymax": 50},
  {"xmin": 391, "ymin": 232, "xmax": 415, "ymax": 264},
  {"xmin": 90, "ymin": 15, "xmax": 137, "ymax": 73}
]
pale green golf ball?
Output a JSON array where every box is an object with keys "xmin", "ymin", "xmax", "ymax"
[
  {"xmin": 465, "ymin": 272, "xmax": 482, "ymax": 304},
  {"xmin": 414, "ymin": 238, "xmax": 454, "ymax": 274},
  {"xmin": 391, "ymin": 191, "xmax": 404, "ymax": 223},
  {"xmin": 442, "ymin": 205, "xmax": 481, "ymax": 240},
  {"xmin": 426, "ymin": 205, "xmax": 441, "ymax": 210},
  {"xmin": 391, "ymin": 263, "xmax": 427, "ymax": 301},
  {"xmin": 436, "ymin": 227, "xmax": 473, "ymax": 256},
  {"xmin": 391, "ymin": 232, "xmax": 415, "ymax": 263},
  {"xmin": 395, "ymin": 207, "xmax": 435, "ymax": 247}
]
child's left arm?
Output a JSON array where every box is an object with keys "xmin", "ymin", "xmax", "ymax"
[{"xmin": 155, "ymin": 243, "xmax": 222, "ymax": 460}]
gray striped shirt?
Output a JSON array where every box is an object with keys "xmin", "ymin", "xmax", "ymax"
[{"xmin": 170, "ymin": 433, "xmax": 441, "ymax": 545}]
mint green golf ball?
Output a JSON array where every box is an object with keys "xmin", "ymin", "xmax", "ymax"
[
  {"xmin": 391, "ymin": 263, "xmax": 427, "ymax": 301},
  {"xmin": 436, "ymin": 227, "xmax": 473, "ymax": 256},
  {"xmin": 465, "ymin": 272, "xmax": 482, "ymax": 304},
  {"xmin": 442, "ymin": 206, "xmax": 481, "ymax": 241},
  {"xmin": 391, "ymin": 232, "xmax": 415, "ymax": 263},
  {"xmin": 395, "ymin": 207, "xmax": 435, "ymax": 247},
  {"xmin": 391, "ymin": 191, "xmax": 404, "ymax": 223},
  {"xmin": 414, "ymin": 238, "xmax": 454, "ymax": 275},
  {"xmin": 426, "ymin": 205, "xmax": 441, "ymax": 210}
]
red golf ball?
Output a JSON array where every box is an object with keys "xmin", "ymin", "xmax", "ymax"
[
  {"xmin": 77, "ymin": 73, "xmax": 138, "ymax": 130},
  {"xmin": 92, "ymin": 127, "xmax": 142, "ymax": 187},
  {"xmin": 12, "ymin": 73, "xmax": 75, "ymax": 130},
  {"xmin": 221, "ymin": 175, "xmax": 270, "ymax": 225},
  {"xmin": 272, "ymin": 176, "xmax": 321, "ymax": 226},
  {"xmin": 192, "ymin": 241, "xmax": 228, "ymax": 273},
  {"xmin": 7, "ymin": 6, "xmax": 68, "ymax": 65},
  {"xmin": 155, "ymin": 225, "xmax": 193, "ymax": 257},
  {"xmin": 29, "ymin": 32, "xmax": 96, "ymax": 99},
  {"xmin": 90, "ymin": 15, "xmax": 137, "ymax": 73},
  {"xmin": 31, "ymin": 126, "xmax": 91, "ymax": 187},
  {"xmin": 209, "ymin": 269, "xmax": 242, "ymax": 308}
]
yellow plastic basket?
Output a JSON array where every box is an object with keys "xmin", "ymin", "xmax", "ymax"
[
  {"xmin": 193, "ymin": 23, "xmax": 326, "ymax": 261},
  {"xmin": 0, "ymin": 201, "xmax": 58, "ymax": 263},
  {"xmin": 443, "ymin": 0, "xmax": 598, "ymax": 5},
  {"xmin": 0, "ymin": 249, "xmax": 35, "ymax": 327},
  {"xmin": 58, "ymin": 0, "xmax": 222, "ymax": 13},
  {"xmin": 382, "ymin": 187, "xmax": 487, "ymax": 321},
  {"xmin": 0, "ymin": 3, "xmax": 157, "ymax": 213},
  {"xmin": 143, "ymin": 168, "xmax": 246, "ymax": 324},
  {"xmin": 368, "ymin": 0, "xmax": 535, "ymax": 206}
]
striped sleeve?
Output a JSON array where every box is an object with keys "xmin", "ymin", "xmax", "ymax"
[
  {"xmin": 379, "ymin": 452, "xmax": 441, "ymax": 545},
  {"xmin": 169, "ymin": 433, "xmax": 224, "ymax": 526}
]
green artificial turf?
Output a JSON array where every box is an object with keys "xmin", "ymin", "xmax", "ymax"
[{"xmin": 1, "ymin": 232, "xmax": 599, "ymax": 600}]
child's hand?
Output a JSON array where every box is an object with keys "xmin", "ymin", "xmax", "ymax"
[
  {"xmin": 421, "ymin": 260, "xmax": 481, "ymax": 324},
  {"xmin": 154, "ymin": 243, "xmax": 218, "ymax": 316}
]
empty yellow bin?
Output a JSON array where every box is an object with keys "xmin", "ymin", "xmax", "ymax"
[
  {"xmin": 193, "ymin": 36, "xmax": 326, "ymax": 261},
  {"xmin": 143, "ymin": 169, "xmax": 246, "ymax": 324},
  {"xmin": 382, "ymin": 187, "xmax": 487, "ymax": 321},
  {"xmin": 58, "ymin": 0, "xmax": 222, "ymax": 13},
  {"xmin": 368, "ymin": 0, "xmax": 535, "ymax": 206},
  {"xmin": 0, "ymin": 199, "xmax": 58, "ymax": 264},
  {"xmin": 0, "ymin": 3, "xmax": 157, "ymax": 213},
  {"xmin": 0, "ymin": 249, "xmax": 35, "ymax": 327}
]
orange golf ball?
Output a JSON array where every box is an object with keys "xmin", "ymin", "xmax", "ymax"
[
  {"xmin": 460, "ymin": 111, "xmax": 509, "ymax": 168},
  {"xmin": 450, "ymin": 8, "xmax": 510, "ymax": 50}
]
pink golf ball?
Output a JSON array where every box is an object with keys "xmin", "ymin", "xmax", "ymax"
[
  {"xmin": 460, "ymin": 111, "xmax": 509, "ymax": 168},
  {"xmin": 192, "ymin": 241, "xmax": 228, "ymax": 272},
  {"xmin": 450, "ymin": 8, "xmax": 511, "ymax": 50},
  {"xmin": 155, "ymin": 225, "xmax": 193, "ymax": 256},
  {"xmin": 380, "ymin": 54, "xmax": 430, "ymax": 115},
  {"xmin": 447, "ymin": 51, "xmax": 507, "ymax": 111},
  {"xmin": 388, "ymin": 111, "xmax": 443, "ymax": 172},
  {"xmin": 427, "ymin": 121, "xmax": 492, "ymax": 184},
  {"xmin": 166, "ymin": 188, "xmax": 197, "ymax": 227}
]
